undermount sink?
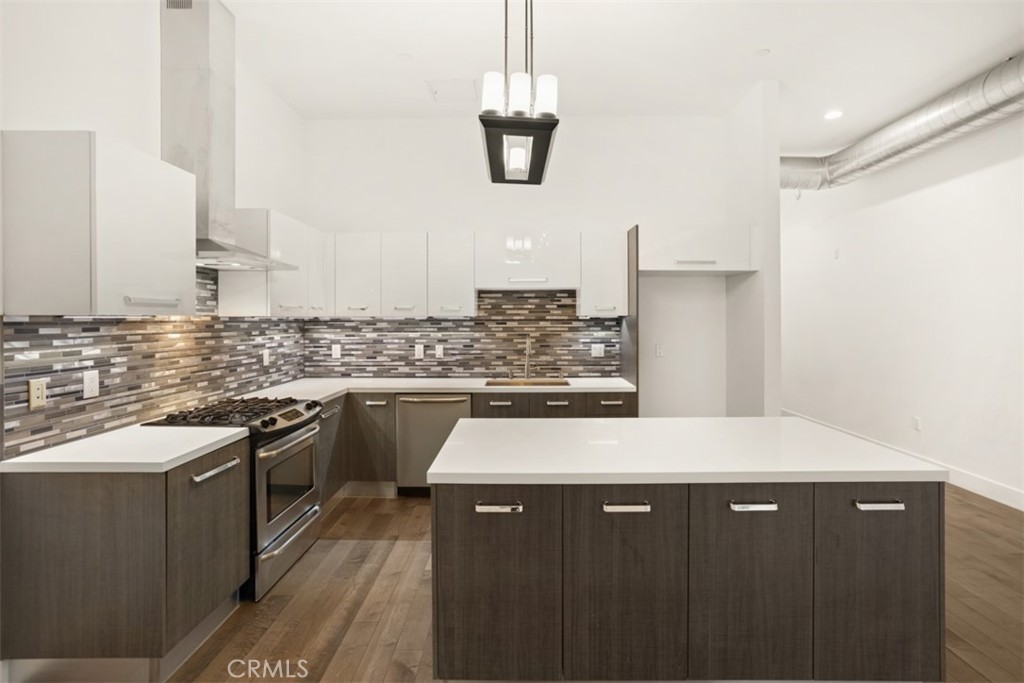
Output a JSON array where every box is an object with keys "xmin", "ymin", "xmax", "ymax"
[{"xmin": 485, "ymin": 378, "xmax": 571, "ymax": 387}]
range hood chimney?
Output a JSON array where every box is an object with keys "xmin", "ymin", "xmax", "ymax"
[{"xmin": 160, "ymin": 0, "xmax": 294, "ymax": 270}]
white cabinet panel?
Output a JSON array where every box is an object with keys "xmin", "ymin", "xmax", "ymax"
[
  {"xmin": 308, "ymin": 231, "xmax": 334, "ymax": 318},
  {"xmin": 428, "ymin": 232, "xmax": 475, "ymax": 317},
  {"xmin": 474, "ymin": 231, "xmax": 581, "ymax": 290},
  {"xmin": 2, "ymin": 131, "xmax": 196, "ymax": 316},
  {"xmin": 382, "ymin": 233, "xmax": 427, "ymax": 318},
  {"xmin": 578, "ymin": 231, "xmax": 628, "ymax": 318},
  {"xmin": 639, "ymin": 225, "xmax": 753, "ymax": 273},
  {"xmin": 268, "ymin": 213, "xmax": 310, "ymax": 317},
  {"xmin": 335, "ymin": 233, "xmax": 381, "ymax": 317}
]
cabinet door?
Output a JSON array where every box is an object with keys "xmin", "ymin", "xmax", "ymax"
[
  {"xmin": 316, "ymin": 397, "xmax": 345, "ymax": 502},
  {"xmin": 640, "ymin": 224, "xmax": 751, "ymax": 273},
  {"xmin": 268, "ymin": 212, "xmax": 310, "ymax": 316},
  {"xmin": 585, "ymin": 392, "xmax": 638, "ymax": 417},
  {"xmin": 308, "ymin": 230, "xmax": 334, "ymax": 317},
  {"xmin": 472, "ymin": 392, "xmax": 531, "ymax": 418},
  {"xmin": 530, "ymin": 392, "xmax": 587, "ymax": 418},
  {"xmin": 578, "ymin": 231, "xmax": 628, "ymax": 318},
  {"xmin": 475, "ymin": 230, "xmax": 581, "ymax": 290},
  {"xmin": 343, "ymin": 393, "xmax": 396, "ymax": 482},
  {"xmin": 165, "ymin": 439, "xmax": 250, "ymax": 650},
  {"xmin": 428, "ymin": 232, "xmax": 476, "ymax": 316},
  {"xmin": 381, "ymin": 232, "xmax": 427, "ymax": 317},
  {"xmin": 814, "ymin": 482, "xmax": 943, "ymax": 682},
  {"xmin": 689, "ymin": 483, "xmax": 813, "ymax": 680},
  {"xmin": 433, "ymin": 484, "xmax": 562, "ymax": 680},
  {"xmin": 335, "ymin": 233, "xmax": 381, "ymax": 317},
  {"xmin": 564, "ymin": 484, "xmax": 688, "ymax": 680}
]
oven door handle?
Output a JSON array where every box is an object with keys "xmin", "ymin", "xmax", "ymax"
[
  {"xmin": 257, "ymin": 423, "xmax": 320, "ymax": 461},
  {"xmin": 260, "ymin": 505, "xmax": 322, "ymax": 561}
]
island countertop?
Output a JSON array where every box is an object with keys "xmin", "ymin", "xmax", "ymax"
[{"xmin": 426, "ymin": 415, "xmax": 948, "ymax": 484}]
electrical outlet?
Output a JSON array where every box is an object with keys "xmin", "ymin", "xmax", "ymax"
[
  {"xmin": 435, "ymin": 344, "xmax": 444, "ymax": 359},
  {"xmin": 262, "ymin": 350, "xmax": 271, "ymax": 367},
  {"xmin": 655, "ymin": 343, "xmax": 665, "ymax": 358},
  {"xmin": 28, "ymin": 378, "xmax": 47, "ymax": 410},
  {"xmin": 414, "ymin": 344, "xmax": 425, "ymax": 359},
  {"xmin": 591, "ymin": 343, "xmax": 605, "ymax": 358},
  {"xmin": 912, "ymin": 416, "xmax": 922, "ymax": 432},
  {"xmin": 82, "ymin": 370, "xmax": 100, "ymax": 399},
  {"xmin": 331, "ymin": 344, "xmax": 341, "ymax": 359}
]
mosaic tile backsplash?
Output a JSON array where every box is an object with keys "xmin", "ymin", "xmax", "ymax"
[{"xmin": 305, "ymin": 291, "xmax": 621, "ymax": 378}]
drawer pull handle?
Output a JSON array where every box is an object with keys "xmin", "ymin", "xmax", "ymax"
[
  {"xmin": 440, "ymin": 305, "xmax": 462, "ymax": 311},
  {"xmin": 508, "ymin": 277, "xmax": 548, "ymax": 283},
  {"xmin": 855, "ymin": 499, "xmax": 905, "ymax": 511},
  {"xmin": 191, "ymin": 457, "xmax": 240, "ymax": 483},
  {"xmin": 546, "ymin": 400, "xmax": 569, "ymax": 406},
  {"xmin": 320, "ymin": 406, "xmax": 341, "ymax": 419},
  {"xmin": 603, "ymin": 501, "xmax": 651, "ymax": 513},
  {"xmin": 594, "ymin": 305, "xmax": 617, "ymax": 311},
  {"xmin": 123, "ymin": 295, "xmax": 181, "ymax": 308},
  {"xmin": 674, "ymin": 259, "xmax": 718, "ymax": 265},
  {"xmin": 365, "ymin": 400, "xmax": 388, "ymax": 406},
  {"xmin": 348, "ymin": 305, "xmax": 368, "ymax": 311},
  {"xmin": 489, "ymin": 401, "xmax": 513, "ymax": 406},
  {"xmin": 475, "ymin": 502, "xmax": 523, "ymax": 513},
  {"xmin": 277, "ymin": 304, "xmax": 304, "ymax": 310},
  {"xmin": 729, "ymin": 500, "xmax": 778, "ymax": 512},
  {"xmin": 600, "ymin": 400, "xmax": 624, "ymax": 406},
  {"xmin": 393, "ymin": 305, "xmax": 415, "ymax": 311}
]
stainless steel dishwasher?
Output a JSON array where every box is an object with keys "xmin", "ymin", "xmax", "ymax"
[{"xmin": 396, "ymin": 394, "xmax": 472, "ymax": 494}]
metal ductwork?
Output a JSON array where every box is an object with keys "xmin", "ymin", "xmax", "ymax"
[{"xmin": 781, "ymin": 53, "xmax": 1024, "ymax": 190}]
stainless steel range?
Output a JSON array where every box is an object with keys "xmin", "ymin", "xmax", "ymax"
[{"xmin": 146, "ymin": 397, "xmax": 323, "ymax": 600}]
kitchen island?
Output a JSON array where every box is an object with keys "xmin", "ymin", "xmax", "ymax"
[{"xmin": 427, "ymin": 416, "xmax": 947, "ymax": 682}]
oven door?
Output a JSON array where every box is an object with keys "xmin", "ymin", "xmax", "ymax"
[{"xmin": 255, "ymin": 422, "xmax": 321, "ymax": 552}]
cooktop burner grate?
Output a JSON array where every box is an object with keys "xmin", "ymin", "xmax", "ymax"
[{"xmin": 156, "ymin": 397, "xmax": 299, "ymax": 427}]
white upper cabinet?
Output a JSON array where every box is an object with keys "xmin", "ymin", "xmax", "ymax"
[
  {"xmin": 308, "ymin": 230, "xmax": 335, "ymax": 318},
  {"xmin": 335, "ymin": 233, "xmax": 381, "ymax": 317},
  {"xmin": 639, "ymin": 224, "xmax": 753, "ymax": 273},
  {"xmin": 578, "ymin": 231, "xmax": 628, "ymax": 318},
  {"xmin": 475, "ymin": 231, "xmax": 581, "ymax": 290},
  {"xmin": 427, "ymin": 232, "xmax": 476, "ymax": 317},
  {"xmin": 2, "ymin": 131, "xmax": 196, "ymax": 316},
  {"xmin": 268, "ymin": 212, "xmax": 311, "ymax": 316},
  {"xmin": 381, "ymin": 233, "xmax": 428, "ymax": 318}
]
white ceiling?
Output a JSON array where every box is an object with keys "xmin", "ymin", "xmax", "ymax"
[{"xmin": 224, "ymin": 0, "xmax": 1024, "ymax": 155}]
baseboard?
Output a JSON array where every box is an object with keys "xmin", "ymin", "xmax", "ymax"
[
  {"xmin": 783, "ymin": 409, "xmax": 1024, "ymax": 511},
  {"xmin": 342, "ymin": 481, "xmax": 397, "ymax": 498}
]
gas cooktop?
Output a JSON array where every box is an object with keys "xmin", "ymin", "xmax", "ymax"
[{"xmin": 144, "ymin": 397, "xmax": 322, "ymax": 437}]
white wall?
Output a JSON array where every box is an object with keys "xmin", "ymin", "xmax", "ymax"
[
  {"xmin": 235, "ymin": 62, "xmax": 308, "ymax": 221},
  {"xmin": 0, "ymin": 0, "xmax": 161, "ymax": 155},
  {"xmin": 781, "ymin": 117, "xmax": 1024, "ymax": 509}
]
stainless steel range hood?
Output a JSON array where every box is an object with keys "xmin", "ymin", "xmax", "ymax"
[{"xmin": 160, "ymin": 0, "xmax": 295, "ymax": 271}]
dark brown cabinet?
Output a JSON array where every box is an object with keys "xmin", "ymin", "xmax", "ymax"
[
  {"xmin": 433, "ymin": 484, "xmax": 563, "ymax": 680},
  {"xmin": 316, "ymin": 396, "xmax": 345, "ymax": 501},
  {"xmin": 585, "ymin": 392, "xmax": 638, "ymax": 417},
  {"xmin": 814, "ymin": 482, "xmax": 944, "ymax": 682},
  {"xmin": 688, "ymin": 483, "xmax": 814, "ymax": 680},
  {"xmin": 529, "ymin": 392, "xmax": 587, "ymax": 418},
  {"xmin": 343, "ymin": 393, "xmax": 396, "ymax": 483},
  {"xmin": 564, "ymin": 484, "xmax": 688, "ymax": 680},
  {"xmin": 471, "ymin": 392, "xmax": 531, "ymax": 418}
]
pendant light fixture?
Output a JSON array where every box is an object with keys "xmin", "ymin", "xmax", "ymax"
[{"xmin": 479, "ymin": 0, "xmax": 559, "ymax": 185}]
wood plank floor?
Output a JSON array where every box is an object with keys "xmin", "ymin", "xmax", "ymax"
[{"xmin": 173, "ymin": 485, "xmax": 1022, "ymax": 682}]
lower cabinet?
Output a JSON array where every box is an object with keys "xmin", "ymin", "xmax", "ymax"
[
  {"xmin": 564, "ymin": 484, "xmax": 688, "ymax": 680},
  {"xmin": 688, "ymin": 483, "xmax": 814, "ymax": 680},
  {"xmin": 471, "ymin": 392, "xmax": 531, "ymax": 418},
  {"xmin": 433, "ymin": 484, "xmax": 563, "ymax": 680},
  {"xmin": 316, "ymin": 396, "xmax": 345, "ymax": 501},
  {"xmin": 585, "ymin": 392, "xmax": 638, "ymax": 417},
  {"xmin": 343, "ymin": 393, "xmax": 396, "ymax": 483},
  {"xmin": 814, "ymin": 482, "xmax": 944, "ymax": 682},
  {"xmin": 529, "ymin": 392, "xmax": 588, "ymax": 418}
]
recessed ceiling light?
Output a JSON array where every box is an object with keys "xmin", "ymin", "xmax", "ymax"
[
  {"xmin": 754, "ymin": 48, "xmax": 772, "ymax": 58},
  {"xmin": 824, "ymin": 109, "xmax": 844, "ymax": 120}
]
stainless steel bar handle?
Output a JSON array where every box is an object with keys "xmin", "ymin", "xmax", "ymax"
[
  {"xmin": 365, "ymin": 400, "xmax": 388, "ymax": 406},
  {"xmin": 123, "ymin": 295, "xmax": 181, "ymax": 307},
  {"xmin": 600, "ymin": 400, "xmax": 624, "ymax": 406},
  {"xmin": 257, "ymin": 423, "xmax": 320, "ymax": 460},
  {"xmin": 310, "ymin": 306, "xmax": 325, "ymax": 311},
  {"xmin": 489, "ymin": 401, "xmax": 513, "ymax": 406},
  {"xmin": 855, "ymin": 499, "xmax": 906, "ymax": 511},
  {"xmin": 348, "ymin": 305, "xmax": 368, "ymax": 311},
  {"xmin": 440, "ymin": 305, "xmax": 462, "ymax": 311},
  {"xmin": 729, "ymin": 500, "xmax": 779, "ymax": 512},
  {"xmin": 398, "ymin": 396, "xmax": 469, "ymax": 404},
  {"xmin": 260, "ymin": 506, "xmax": 321, "ymax": 560},
  {"xmin": 603, "ymin": 501, "xmax": 651, "ymax": 513},
  {"xmin": 475, "ymin": 502, "xmax": 524, "ymax": 513},
  {"xmin": 547, "ymin": 400, "xmax": 569, "ymax": 406},
  {"xmin": 674, "ymin": 259, "xmax": 718, "ymax": 265},
  {"xmin": 393, "ymin": 305, "xmax": 415, "ymax": 311},
  {"xmin": 320, "ymin": 406, "xmax": 341, "ymax": 419},
  {"xmin": 277, "ymin": 304, "xmax": 304, "ymax": 310},
  {"xmin": 191, "ymin": 457, "xmax": 240, "ymax": 483},
  {"xmin": 508, "ymin": 277, "xmax": 548, "ymax": 283},
  {"xmin": 594, "ymin": 305, "xmax": 617, "ymax": 311}
]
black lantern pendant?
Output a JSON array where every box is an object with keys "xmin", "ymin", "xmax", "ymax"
[{"xmin": 479, "ymin": 0, "xmax": 559, "ymax": 185}]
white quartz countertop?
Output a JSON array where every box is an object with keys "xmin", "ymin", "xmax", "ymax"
[
  {"xmin": 427, "ymin": 416, "xmax": 948, "ymax": 484},
  {"xmin": 242, "ymin": 376, "xmax": 636, "ymax": 403},
  {"xmin": 0, "ymin": 424, "xmax": 248, "ymax": 474}
]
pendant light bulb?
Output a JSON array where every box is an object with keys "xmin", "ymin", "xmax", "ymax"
[
  {"xmin": 481, "ymin": 71, "xmax": 505, "ymax": 115},
  {"xmin": 535, "ymin": 75, "xmax": 558, "ymax": 118},
  {"xmin": 508, "ymin": 72, "xmax": 532, "ymax": 116},
  {"xmin": 508, "ymin": 147, "xmax": 527, "ymax": 171}
]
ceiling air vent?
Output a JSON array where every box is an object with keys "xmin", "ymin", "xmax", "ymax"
[{"xmin": 166, "ymin": 0, "xmax": 192, "ymax": 9}]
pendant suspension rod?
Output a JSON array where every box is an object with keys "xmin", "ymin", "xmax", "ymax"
[
  {"xmin": 524, "ymin": 0, "xmax": 528, "ymax": 73},
  {"xmin": 529, "ymin": 0, "xmax": 534, "ymax": 77},
  {"xmin": 503, "ymin": 0, "xmax": 508, "ymax": 88}
]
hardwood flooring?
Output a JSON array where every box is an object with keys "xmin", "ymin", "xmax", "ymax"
[{"xmin": 173, "ymin": 485, "xmax": 1022, "ymax": 683}]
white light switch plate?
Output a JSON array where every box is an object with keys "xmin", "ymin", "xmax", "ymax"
[
  {"xmin": 655, "ymin": 343, "xmax": 665, "ymax": 358},
  {"xmin": 82, "ymin": 370, "xmax": 100, "ymax": 399},
  {"xmin": 591, "ymin": 344, "xmax": 605, "ymax": 358},
  {"xmin": 435, "ymin": 344, "xmax": 444, "ymax": 359},
  {"xmin": 331, "ymin": 344, "xmax": 341, "ymax": 359},
  {"xmin": 415, "ymin": 344, "xmax": 425, "ymax": 359},
  {"xmin": 262, "ymin": 350, "xmax": 271, "ymax": 366},
  {"xmin": 28, "ymin": 378, "xmax": 47, "ymax": 410}
]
